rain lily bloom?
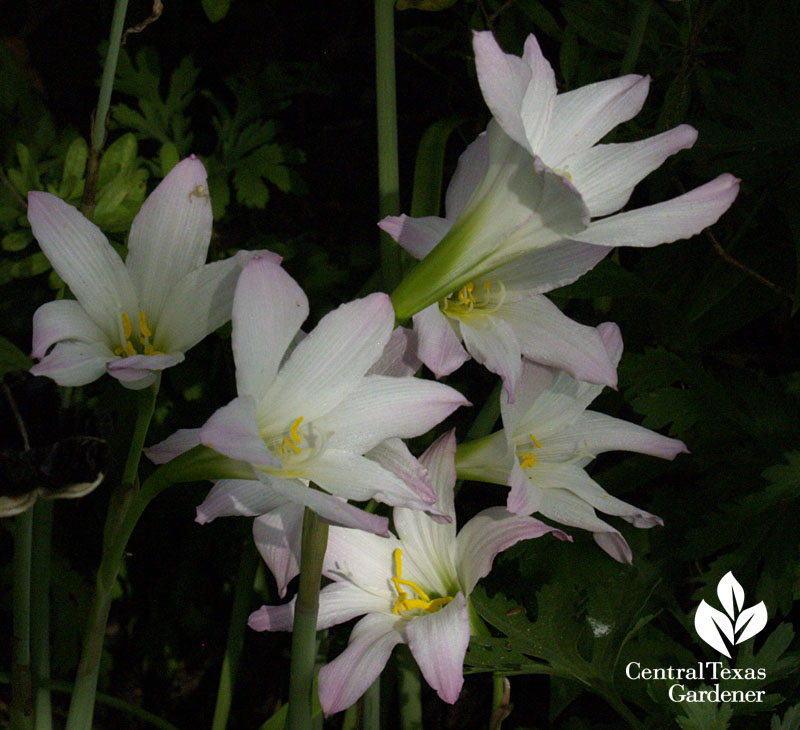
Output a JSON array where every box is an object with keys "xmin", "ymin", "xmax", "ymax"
[
  {"xmin": 146, "ymin": 255, "xmax": 468, "ymax": 540},
  {"xmin": 454, "ymin": 322, "xmax": 687, "ymax": 564},
  {"xmin": 28, "ymin": 156, "xmax": 264, "ymax": 389},
  {"xmin": 387, "ymin": 31, "xmax": 738, "ymax": 323},
  {"xmin": 248, "ymin": 431, "xmax": 568, "ymax": 714}
]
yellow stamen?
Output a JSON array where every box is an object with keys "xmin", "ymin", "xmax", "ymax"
[
  {"xmin": 139, "ymin": 310, "xmax": 153, "ymax": 338},
  {"xmin": 125, "ymin": 340, "xmax": 136, "ymax": 357},
  {"xmin": 520, "ymin": 453, "xmax": 536, "ymax": 469},
  {"xmin": 529, "ymin": 433, "xmax": 542, "ymax": 448},
  {"xmin": 281, "ymin": 438, "xmax": 302, "ymax": 455},
  {"xmin": 290, "ymin": 416, "xmax": 304, "ymax": 444},
  {"xmin": 121, "ymin": 312, "xmax": 132, "ymax": 340},
  {"xmin": 390, "ymin": 548, "xmax": 453, "ymax": 616}
]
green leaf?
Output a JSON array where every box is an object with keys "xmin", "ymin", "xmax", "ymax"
[
  {"xmin": 158, "ymin": 141, "xmax": 180, "ymax": 177},
  {"xmin": 202, "ymin": 0, "xmax": 231, "ymax": 22},
  {"xmin": 410, "ymin": 118, "xmax": 464, "ymax": 219},
  {"xmin": 1, "ymin": 230, "xmax": 32, "ymax": 252},
  {"xmin": 60, "ymin": 136, "xmax": 88, "ymax": 198},
  {"xmin": 772, "ymin": 703, "xmax": 800, "ymax": 730},
  {"xmin": 0, "ymin": 336, "xmax": 33, "ymax": 377},
  {"xmin": 675, "ymin": 696, "xmax": 733, "ymax": 730},
  {"xmin": 97, "ymin": 133, "xmax": 138, "ymax": 189}
]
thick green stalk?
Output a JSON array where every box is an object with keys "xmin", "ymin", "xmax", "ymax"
[
  {"xmin": 287, "ymin": 508, "xmax": 329, "ymax": 730},
  {"xmin": 211, "ymin": 536, "xmax": 260, "ymax": 730},
  {"xmin": 11, "ymin": 508, "xmax": 34, "ymax": 730},
  {"xmin": 82, "ymin": 0, "xmax": 130, "ymax": 214},
  {"xmin": 375, "ymin": 0, "xmax": 402, "ymax": 291},
  {"xmin": 30, "ymin": 500, "xmax": 54, "ymax": 730},
  {"xmin": 396, "ymin": 647, "xmax": 423, "ymax": 730},
  {"xmin": 362, "ymin": 678, "xmax": 381, "ymax": 730},
  {"xmin": 65, "ymin": 378, "xmax": 159, "ymax": 730}
]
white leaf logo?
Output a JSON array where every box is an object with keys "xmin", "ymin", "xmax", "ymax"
[{"xmin": 694, "ymin": 571, "xmax": 768, "ymax": 657}]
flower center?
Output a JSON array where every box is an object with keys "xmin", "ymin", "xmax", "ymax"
[
  {"xmin": 114, "ymin": 311, "xmax": 164, "ymax": 357},
  {"xmin": 391, "ymin": 548, "xmax": 453, "ymax": 616},
  {"xmin": 261, "ymin": 416, "xmax": 327, "ymax": 476},
  {"xmin": 519, "ymin": 432, "xmax": 543, "ymax": 470},
  {"xmin": 440, "ymin": 280, "xmax": 507, "ymax": 322}
]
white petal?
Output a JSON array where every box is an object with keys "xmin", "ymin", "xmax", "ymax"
[
  {"xmin": 540, "ymin": 75, "xmax": 650, "ymax": 166},
  {"xmin": 228, "ymin": 255, "xmax": 308, "ymax": 402},
  {"xmin": 506, "ymin": 460, "xmax": 543, "ymax": 514},
  {"xmin": 499, "ymin": 359, "xmax": 556, "ymax": 439},
  {"xmin": 413, "ymin": 304, "xmax": 470, "ymax": 379},
  {"xmin": 563, "ymin": 125, "xmax": 698, "ymax": 217},
  {"xmin": 27, "ymin": 192, "xmax": 138, "ymax": 341},
  {"xmin": 318, "ymin": 614, "xmax": 403, "ymax": 715},
  {"xmin": 456, "ymin": 506, "xmax": 568, "ymax": 593},
  {"xmin": 368, "ymin": 326, "xmax": 421, "ymax": 377},
  {"xmin": 324, "ymin": 526, "xmax": 399, "ymax": 594},
  {"xmin": 106, "ymin": 352, "xmax": 184, "ymax": 386},
  {"xmin": 323, "ymin": 374, "xmax": 468, "ymax": 453},
  {"xmin": 125, "ymin": 156, "xmax": 213, "ymax": 323},
  {"xmin": 199, "ymin": 396, "xmax": 280, "ymax": 467},
  {"xmin": 155, "ymin": 250, "xmax": 281, "ymax": 355},
  {"xmin": 29, "ymin": 340, "xmax": 115, "ymax": 387},
  {"xmin": 378, "ymin": 214, "xmax": 451, "ymax": 260},
  {"xmin": 195, "ymin": 478, "xmax": 286, "ymax": 524},
  {"xmin": 252, "ymin": 503, "xmax": 304, "ymax": 597},
  {"xmin": 365, "ymin": 439, "xmax": 436, "ymax": 508},
  {"xmin": 406, "ymin": 592, "xmax": 469, "ymax": 704},
  {"xmin": 31, "ymin": 300, "xmax": 109, "ymax": 359},
  {"xmin": 261, "ymin": 293, "xmax": 394, "ymax": 430},
  {"xmin": 460, "ymin": 316, "xmax": 523, "ymax": 401},
  {"xmin": 144, "ymin": 428, "xmax": 201, "ymax": 464},
  {"xmin": 499, "ymin": 297, "xmax": 617, "ymax": 386},
  {"xmin": 306, "ymin": 450, "xmax": 437, "ymax": 511},
  {"xmin": 574, "ymin": 174, "xmax": 740, "ymax": 248},
  {"xmin": 444, "ymin": 130, "xmax": 489, "ymax": 220}
]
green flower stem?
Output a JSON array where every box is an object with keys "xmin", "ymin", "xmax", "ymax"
[
  {"xmin": 65, "ymin": 378, "xmax": 159, "ymax": 730},
  {"xmin": 287, "ymin": 508, "xmax": 329, "ymax": 730},
  {"xmin": 11, "ymin": 507, "xmax": 34, "ymax": 730},
  {"xmin": 375, "ymin": 0, "xmax": 403, "ymax": 291},
  {"xmin": 82, "ymin": 0, "xmax": 130, "ymax": 214},
  {"xmin": 396, "ymin": 646, "xmax": 423, "ymax": 730},
  {"xmin": 30, "ymin": 500, "xmax": 54, "ymax": 730},
  {"xmin": 211, "ymin": 535, "xmax": 260, "ymax": 730},
  {"xmin": 362, "ymin": 678, "xmax": 381, "ymax": 730}
]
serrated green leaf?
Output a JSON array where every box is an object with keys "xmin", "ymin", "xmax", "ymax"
[
  {"xmin": 465, "ymin": 634, "xmax": 553, "ymax": 676},
  {"xmin": 202, "ymin": 0, "xmax": 231, "ymax": 22},
  {"xmin": 0, "ymin": 336, "xmax": 33, "ymax": 377},
  {"xmin": 97, "ymin": 133, "xmax": 138, "ymax": 189},
  {"xmin": 675, "ymin": 694, "xmax": 733, "ymax": 730},
  {"xmin": 772, "ymin": 703, "xmax": 800, "ymax": 730}
]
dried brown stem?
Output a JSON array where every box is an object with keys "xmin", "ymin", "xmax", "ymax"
[{"xmin": 122, "ymin": 0, "xmax": 164, "ymax": 45}]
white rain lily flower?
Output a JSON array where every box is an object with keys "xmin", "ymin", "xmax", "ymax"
[
  {"xmin": 28, "ymin": 156, "xmax": 266, "ymax": 390},
  {"xmin": 146, "ymin": 256, "xmax": 468, "ymax": 540},
  {"xmin": 248, "ymin": 431, "xmax": 568, "ymax": 715},
  {"xmin": 455, "ymin": 323, "xmax": 687, "ymax": 564},
  {"xmin": 386, "ymin": 31, "xmax": 738, "ymax": 323}
]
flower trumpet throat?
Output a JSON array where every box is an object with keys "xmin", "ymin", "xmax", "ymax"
[
  {"xmin": 113, "ymin": 311, "xmax": 164, "ymax": 357},
  {"xmin": 440, "ymin": 279, "xmax": 507, "ymax": 320},
  {"xmin": 391, "ymin": 548, "xmax": 453, "ymax": 616}
]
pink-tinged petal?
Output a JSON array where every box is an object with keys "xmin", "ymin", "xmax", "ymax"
[
  {"xmin": 534, "ymin": 484, "xmax": 633, "ymax": 564},
  {"xmin": 444, "ymin": 131, "xmax": 489, "ymax": 221},
  {"xmin": 155, "ymin": 249, "xmax": 280, "ymax": 356},
  {"xmin": 106, "ymin": 352, "xmax": 185, "ymax": 387},
  {"xmin": 506, "ymin": 460, "xmax": 542, "ymax": 514},
  {"xmin": 406, "ymin": 592, "xmax": 469, "ymax": 704},
  {"xmin": 456, "ymin": 507, "xmax": 569, "ymax": 593},
  {"xmin": 378, "ymin": 214, "xmax": 451, "ymax": 260},
  {"xmin": 564, "ymin": 125, "xmax": 698, "ymax": 217},
  {"xmin": 249, "ymin": 582, "xmax": 390, "ymax": 633},
  {"xmin": 262, "ymin": 476, "xmax": 390, "ymax": 536},
  {"xmin": 126, "ymin": 156, "xmax": 213, "ymax": 323},
  {"xmin": 323, "ymin": 375, "xmax": 468, "ymax": 453},
  {"xmin": 499, "ymin": 359, "xmax": 560, "ymax": 439},
  {"xmin": 540, "ymin": 75, "xmax": 650, "ymax": 166},
  {"xmin": 305, "ymin": 449, "xmax": 437, "ymax": 511},
  {"xmin": 518, "ymin": 34, "xmax": 558, "ymax": 152},
  {"xmin": 460, "ymin": 317, "xmax": 523, "ymax": 401},
  {"xmin": 498, "ymin": 296, "xmax": 617, "ymax": 387},
  {"xmin": 365, "ymin": 439, "xmax": 436, "ymax": 507},
  {"xmin": 30, "ymin": 340, "xmax": 115, "ymax": 387},
  {"xmin": 574, "ymin": 174, "xmax": 740, "ymax": 248},
  {"xmin": 31, "ymin": 300, "xmax": 108, "ymax": 359},
  {"xmin": 252, "ymin": 503, "xmax": 304, "ymax": 596},
  {"xmin": 393, "ymin": 432, "xmax": 459, "ymax": 597},
  {"xmin": 368, "ymin": 326, "xmax": 421, "ymax": 377},
  {"xmin": 324, "ymin": 526, "xmax": 399, "ymax": 593},
  {"xmin": 318, "ymin": 614, "xmax": 403, "ymax": 716},
  {"xmin": 195, "ymin": 478, "xmax": 285, "ymax": 524},
  {"xmin": 199, "ymin": 396, "xmax": 280, "ymax": 467},
  {"xmin": 547, "ymin": 410, "xmax": 688, "ymax": 461},
  {"xmin": 144, "ymin": 428, "xmax": 201, "ymax": 464},
  {"xmin": 262, "ymin": 294, "xmax": 395, "ymax": 430},
  {"xmin": 413, "ymin": 304, "xmax": 470, "ymax": 379},
  {"xmin": 27, "ymin": 192, "xmax": 138, "ymax": 341},
  {"xmin": 228, "ymin": 255, "xmax": 308, "ymax": 402}
]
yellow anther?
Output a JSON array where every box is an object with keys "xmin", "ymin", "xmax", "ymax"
[
  {"xmin": 139, "ymin": 311, "xmax": 153, "ymax": 338},
  {"xmin": 121, "ymin": 312, "xmax": 132, "ymax": 340},
  {"xmin": 483, "ymin": 280, "xmax": 492, "ymax": 292},
  {"xmin": 290, "ymin": 416, "xmax": 304, "ymax": 444},
  {"xmin": 124, "ymin": 340, "xmax": 136, "ymax": 357},
  {"xmin": 281, "ymin": 437, "xmax": 302, "ymax": 455},
  {"xmin": 529, "ymin": 433, "xmax": 542, "ymax": 448},
  {"xmin": 391, "ymin": 548, "xmax": 452, "ymax": 616},
  {"xmin": 520, "ymin": 453, "xmax": 536, "ymax": 469}
]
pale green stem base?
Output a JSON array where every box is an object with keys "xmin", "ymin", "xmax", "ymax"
[
  {"xmin": 287, "ymin": 508, "xmax": 329, "ymax": 730},
  {"xmin": 31, "ymin": 500, "xmax": 54, "ymax": 730},
  {"xmin": 11, "ymin": 508, "xmax": 34, "ymax": 730}
]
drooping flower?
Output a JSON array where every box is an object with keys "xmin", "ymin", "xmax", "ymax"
[
  {"xmin": 386, "ymin": 31, "xmax": 738, "ymax": 325},
  {"xmin": 28, "ymin": 156, "xmax": 266, "ymax": 390},
  {"xmin": 146, "ymin": 255, "xmax": 468, "ymax": 538},
  {"xmin": 248, "ymin": 431, "xmax": 568, "ymax": 714},
  {"xmin": 454, "ymin": 322, "xmax": 687, "ymax": 564}
]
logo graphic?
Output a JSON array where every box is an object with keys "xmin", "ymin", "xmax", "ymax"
[{"xmin": 694, "ymin": 572, "xmax": 767, "ymax": 658}]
